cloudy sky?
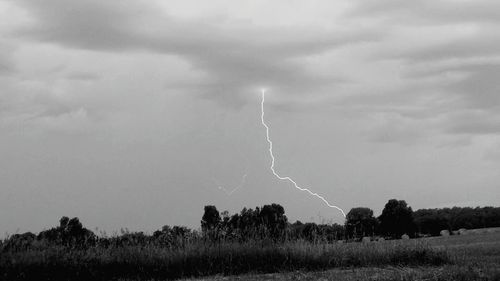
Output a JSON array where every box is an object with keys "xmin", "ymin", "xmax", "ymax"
[{"xmin": 1, "ymin": 0, "xmax": 499, "ymax": 234}]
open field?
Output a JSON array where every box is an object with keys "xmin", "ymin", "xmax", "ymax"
[
  {"xmin": 2, "ymin": 229, "xmax": 499, "ymax": 280},
  {"xmin": 185, "ymin": 231, "xmax": 500, "ymax": 281},
  {"xmin": 0, "ymin": 236, "xmax": 447, "ymax": 280},
  {"xmin": 0, "ymin": 238, "xmax": 447, "ymax": 280}
]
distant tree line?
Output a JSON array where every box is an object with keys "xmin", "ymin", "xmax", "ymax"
[
  {"xmin": 201, "ymin": 204, "xmax": 345, "ymax": 242},
  {"xmin": 413, "ymin": 206, "xmax": 500, "ymax": 236},
  {"xmin": 203, "ymin": 204, "xmax": 288, "ymax": 241},
  {"xmin": 2, "ymin": 216, "xmax": 97, "ymax": 252},
  {"xmin": 345, "ymin": 199, "xmax": 416, "ymax": 239},
  {"xmin": 2, "ymin": 201, "xmax": 500, "ymax": 252},
  {"xmin": 345, "ymin": 200, "xmax": 500, "ymax": 239}
]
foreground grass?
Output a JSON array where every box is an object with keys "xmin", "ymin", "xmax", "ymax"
[
  {"xmin": 0, "ymin": 239, "xmax": 448, "ymax": 281},
  {"xmin": 184, "ymin": 265, "xmax": 500, "ymax": 281},
  {"xmin": 185, "ymin": 232, "xmax": 500, "ymax": 281}
]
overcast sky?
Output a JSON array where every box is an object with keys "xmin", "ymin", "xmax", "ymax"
[{"xmin": 1, "ymin": 0, "xmax": 499, "ymax": 234}]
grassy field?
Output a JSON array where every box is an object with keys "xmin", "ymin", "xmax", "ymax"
[
  {"xmin": 1, "ymin": 237, "xmax": 447, "ymax": 280},
  {"xmin": 2, "ymin": 230, "xmax": 499, "ymax": 280},
  {"xmin": 184, "ymin": 231, "xmax": 500, "ymax": 281}
]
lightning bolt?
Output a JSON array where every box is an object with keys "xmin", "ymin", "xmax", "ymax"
[{"xmin": 260, "ymin": 89, "xmax": 346, "ymax": 218}]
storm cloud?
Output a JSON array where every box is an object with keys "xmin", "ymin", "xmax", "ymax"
[{"xmin": 0, "ymin": 0, "xmax": 499, "ymax": 234}]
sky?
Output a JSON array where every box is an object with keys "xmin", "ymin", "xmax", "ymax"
[{"xmin": 1, "ymin": 0, "xmax": 499, "ymax": 234}]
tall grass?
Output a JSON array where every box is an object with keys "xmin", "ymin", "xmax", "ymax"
[{"xmin": 1, "ymin": 238, "xmax": 449, "ymax": 281}]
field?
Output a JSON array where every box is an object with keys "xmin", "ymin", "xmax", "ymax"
[
  {"xmin": 2, "ymin": 229, "xmax": 499, "ymax": 280},
  {"xmin": 185, "ymin": 231, "xmax": 500, "ymax": 281}
]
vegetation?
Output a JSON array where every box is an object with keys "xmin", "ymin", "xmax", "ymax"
[
  {"xmin": 345, "ymin": 200, "xmax": 500, "ymax": 239},
  {"xmin": 2, "ymin": 200, "xmax": 500, "ymax": 280},
  {"xmin": 184, "ymin": 231, "xmax": 500, "ymax": 281},
  {"xmin": 379, "ymin": 199, "xmax": 416, "ymax": 238},
  {"xmin": 414, "ymin": 206, "xmax": 500, "ymax": 236},
  {"xmin": 345, "ymin": 207, "xmax": 378, "ymax": 238},
  {"xmin": 0, "ymin": 230, "xmax": 447, "ymax": 281}
]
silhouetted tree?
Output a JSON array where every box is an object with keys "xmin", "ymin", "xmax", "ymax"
[
  {"xmin": 379, "ymin": 199, "xmax": 416, "ymax": 238},
  {"xmin": 259, "ymin": 203, "xmax": 288, "ymax": 239},
  {"xmin": 289, "ymin": 221, "xmax": 345, "ymax": 242},
  {"xmin": 330, "ymin": 223, "xmax": 346, "ymax": 241},
  {"xmin": 201, "ymin": 205, "xmax": 221, "ymax": 241},
  {"xmin": 60, "ymin": 216, "xmax": 70, "ymax": 228},
  {"xmin": 3, "ymin": 232, "xmax": 36, "ymax": 251},
  {"xmin": 237, "ymin": 207, "xmax": 261, "ymax": 240},
  {"xmin": 302, "ymin": 223, "xmax": 319, "ymax": 241},
  {"xmin": 413, "ymin": 206, "xmax": 500, "ymax": 236},
  {"xmin": 201, "ymin": 205, "xmax": 221, "ymax": 232},
  {"xmin": 38, "ymin": 217, "xmax": 96, "ymax": 248},
  {"xmin": 413, "ymin": 209, "xmax": 449, "ymax": 236},
  {"xmin": 345, "ymin": 207, "xmax": 379, "ymax": 239}
]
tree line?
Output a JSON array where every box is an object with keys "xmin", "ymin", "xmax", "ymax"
[
  {"xmin": 345, "ymin": 200, "xmax": 500, "ymax": 239},
  {"xmin": 201, "ymin": 204, "xmax": 345, "ymax": 242},
  {"xmin": 203, "ymin": 199, "xmax": 500, "ymax": 240},
  {"xmin": 414, "ymin": 206, "xmax": 500, "ymax": 236},
  {"xmin": 2, "ymin": 200, "xmax": 500, "ymax": 251}
]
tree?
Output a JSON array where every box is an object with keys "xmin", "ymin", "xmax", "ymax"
[
  {"xmin": 38, "ymin": 216, "xmax": 96, "ymax": 248},
  {"xmin": 413, "ymin": 209, "xmax": 449, "ymax": 236},
  {"xmin": 379, "ymin": 199, "xmax": 416, "ymax": 238},
  {"xmin": 345, "ymin": 207, "xmax": 378, "ymax": 239},
  {"xmin": 412, "ymin": 206, "xmax": 500, "ymax": 236},
  {"xmin": 60, "ymin": 216, "xmax": 70, "ymax": 228},
  {"xmin": 259, "ymin": 203, "xmax": 288, "ymax": 239},
  {"xmin": 201, "ymin": 205, "xmax": 221, "ymax": 232},
  {"xmin": 3, "ymin": 232, "xmax": 36, "ymax": 251}
]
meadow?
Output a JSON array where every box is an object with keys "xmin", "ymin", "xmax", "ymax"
[
  {"xmin": 5, "ymin": 231, "xmax": 500, "ymax": 281},
  {"xmin": 2, "ymin": 205, "xmax": 499, "ymax": 281},
  {"xmin": 1, "ymin": 234, "xmax": 448, "ymax": 281},
  {"xmin": 3, "ymin": 230, "xmax": 500, "ymax": 280},
  {"xmin": 186, "ymin": 231, "xmax": 500, "ymax": 281}
]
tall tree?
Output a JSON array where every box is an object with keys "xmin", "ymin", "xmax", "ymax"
[
  {"xmin": 345, "ymin": 207, "xmax": 378, "ymax": 238},
  {"xmin": 379, "ymin": 199, "xmax": 416, "ymax": 238},
  {"xmin": 259, "ymin": 203, "xmax": 287, "ymax": 239},
  {"xmin": 201, "ymin": 205, "xmax": 221, "ymax": 232}
]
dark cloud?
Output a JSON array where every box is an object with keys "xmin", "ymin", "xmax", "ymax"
[
  {"xmin": 10, "ymin": 0, "xmax": 500, "ymax": 139},
  {"xmin": 404, "ymin": 62, "xmax": 500, "ymax": 112},
  {"xmin": 344, "ymin": 0, "xmax": 500, "ymax": 140},
  {"xmin": 447, "ymin": 64, "xmax": 500, "ymax": 110},
  {"xmin": 445, "ymin": 110, "xmax": 500, "ymax": 135},
  {"xmin": 402, "ymin": 29, "xmax": 500, "ymax": 63},
  {"xmin": 13, "ymin": 0, "xmax": 378, "ymax": 108},
  {"xmin": 15, "ymin": 0, "xmax": 156, "ymax": 51},
  {"xmin": 348, "ymin": 0, "xmax": 500, "ymax": 25}
]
